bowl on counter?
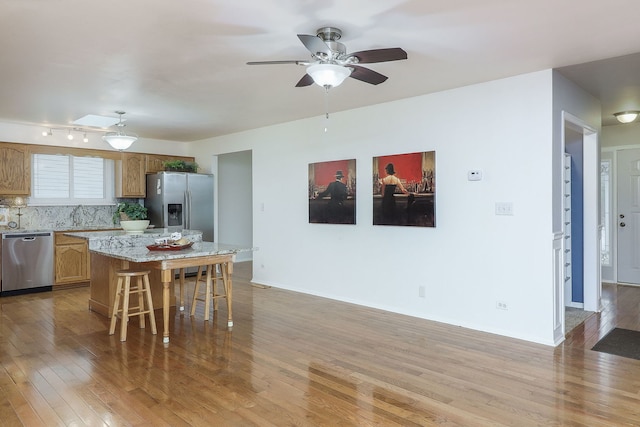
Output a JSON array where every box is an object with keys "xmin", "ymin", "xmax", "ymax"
[{"xmin": 119, "ymin": 220, "xmax": 151, "ymax": 234}]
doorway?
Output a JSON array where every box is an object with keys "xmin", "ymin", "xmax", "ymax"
[
  {"xmin": 561, "ymin": 113, "xmax": 601, "ymax": 334},
  {"xmin": 213, "ymin": 150, "xmax": 253, "ymax": 262}
]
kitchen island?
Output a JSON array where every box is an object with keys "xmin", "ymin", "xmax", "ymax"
[{"xmin": 67, "ymin": 229, "xmax": 251, "ymax": 343}]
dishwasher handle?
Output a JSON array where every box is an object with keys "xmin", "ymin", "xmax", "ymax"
[
  {"xmin": 2, "ymin": 232, "xmax": 53, "ymax": 240},
  {"xmin": 22, "ymin": 237, "xmax": 37, "ymax": 242}
]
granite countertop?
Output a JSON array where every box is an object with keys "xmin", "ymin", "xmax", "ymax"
[
  {"xmin": 90, "ymin": 241, "xmax": 252, "ymax": 263},
  {"xmin": 66, "ymin": 228, "xmax": 200, "ymax": 239},
  {"xmin": 1, "ymin": 225, "xmax": 119, "ymax": 234},
  {"xmin": 65, "ymin": 228, "xmax": 204, "ymax": 250}
]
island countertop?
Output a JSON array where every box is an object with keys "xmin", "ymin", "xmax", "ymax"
[
  {"xmin": 89, "ymin": 241, "xmax": 252, "ymax": 263},
  {"xmin": 65, "ymin": 228, "xmax": 203, "ymax": 250}
]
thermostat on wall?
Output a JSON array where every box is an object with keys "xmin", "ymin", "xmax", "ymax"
[{"xmin": 468, "ymin": 170, "xmax": 482, "ymax": 181}]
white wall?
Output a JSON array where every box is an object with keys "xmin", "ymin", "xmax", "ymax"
[
  {"xmin": 191, "ymin": 70, "xmax": 561, "ymax": 345},
  {"xmin": 602, "ymin": 122, "xmax": 640, "ymax": 148}
]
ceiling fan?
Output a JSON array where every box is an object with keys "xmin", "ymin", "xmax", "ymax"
[{"xmin": 247, "ymin": 27, "xmax": 407, "ymax": 89}]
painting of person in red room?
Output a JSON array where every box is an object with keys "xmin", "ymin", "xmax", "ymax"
[
  {"xmin": 309, "ymin": 159, "xmax": 356, "ymax": 224},
  {"xmin": 373, "ymin": 151, "xmax": 435, "ymax": 227}
]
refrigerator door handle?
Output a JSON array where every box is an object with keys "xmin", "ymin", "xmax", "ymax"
[{"xmin": 185, "ymin": 190, "xmax": 191, "ymax": 229}]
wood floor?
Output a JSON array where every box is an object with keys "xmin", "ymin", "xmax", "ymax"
[{"xmin": 1, "ymin": 262, "xmax": 640, "ymax": 426}]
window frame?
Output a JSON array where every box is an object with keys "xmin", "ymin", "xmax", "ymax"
[{"xmin": 28, "ymin": 153, "xmax": 115, "ymax": 206}]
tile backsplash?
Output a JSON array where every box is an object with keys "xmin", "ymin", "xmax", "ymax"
[{"xmin": 0, "ymin": 204, "xmax": 120, "ymax": 231}]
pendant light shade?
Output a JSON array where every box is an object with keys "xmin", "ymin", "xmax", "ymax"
[
  {"xmin": 307, "ymin": 63, "xmax": 352, "ymax": 88},
  {"xmin": 103, "ymin": 111, "xmax": 138, "ymax": 150}
]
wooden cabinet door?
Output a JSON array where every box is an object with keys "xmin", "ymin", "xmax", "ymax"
[
  {"xmin": 116, "ymin": 153, "xmax": 146, "ymax": 197},
  {"xmin": 145, "ymin": 154, "xmax": 196, "ymax": 174},
  {"xmin": 55, "ymin": 242, "xmax": 90, "ymax": 284},
  {"xmin": 145, "ymin": 154, "xmax": 171, "ymax": 174},
  {"xmin": 0, "ymin": 142, "xmax": 30, "ymax": 195}
]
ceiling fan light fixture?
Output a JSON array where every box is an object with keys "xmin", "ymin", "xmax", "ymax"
[
  {"xmin": 102, "ymin": 111, "xmax": 138, "ymax": 150},
  {"xmin": 614, "ymin": 111, "xmax": 640, "ymax": 124},
  {"xmin": 307, "ymin": 63, "xmax": 351, "ymax": 88}
]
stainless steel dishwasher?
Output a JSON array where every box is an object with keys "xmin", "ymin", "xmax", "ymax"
[{"xmin": 1, "ymin": 231, "xmax": 54, "ymax": 296}]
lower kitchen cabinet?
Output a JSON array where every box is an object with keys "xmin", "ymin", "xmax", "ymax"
[{"xmin": 54, "ymin": 232, "xmax": 90, "ymax": 286}]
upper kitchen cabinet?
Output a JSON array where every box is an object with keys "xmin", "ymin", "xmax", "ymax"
[
  {"xmin": 0, "ymin": 142, "xmax": 30, "ymax": 195},
  {"xmin": 115, "ymin": 152, "xmax": 146, "ymax": 197},
  {"xmin": 146, "ymin": 154, "xmax": 196, "ymax": 174}
]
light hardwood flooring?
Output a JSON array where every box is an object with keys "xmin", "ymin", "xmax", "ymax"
[{"xmin": 1, "ymin": 262, "xmax": 639, "ymax": 426}]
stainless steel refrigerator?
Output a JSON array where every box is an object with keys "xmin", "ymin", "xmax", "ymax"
[{"xmin": 145, "ymin": 172, "xmax": 214, "ymax": 241}]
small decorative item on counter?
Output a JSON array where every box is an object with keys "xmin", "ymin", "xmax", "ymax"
[
  {"xmin": 0, "ymin": 207, "xmax": 8, "ymax": 226},
  {"xmin": 147, "ymin": 236, "xmax": 192, "ymax": 251}
]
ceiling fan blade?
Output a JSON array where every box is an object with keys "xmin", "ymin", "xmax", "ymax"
[
  {"xmin": 295, "ymin": 74, "xmax": 314, "ymax": 87},
  {"xmin": 348, "ymin": 48, "xmax": 407, "ymax": 64},
  {"xmin": 246, "ymin": 60, "xmax": 309, "ymax": 65},
  {"xmin": 349, "ymin": 65, "xmax": 388, "ymax": 85},
  {"xmin": 297, "ymin": 34, "xmax": 332, "ymax": 56}
]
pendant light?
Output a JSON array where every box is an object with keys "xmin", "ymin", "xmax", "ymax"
[{"xmin": 103, "ymin": 111, "xmax": 138, "ymax": 150}]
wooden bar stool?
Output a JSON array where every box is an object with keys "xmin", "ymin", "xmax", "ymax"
[
  {"xmin": 109, "ymin": 269, "xmax": 157, "ymax": 342},
  {"xmin": 190, "ymin": 263, "xmax": 227, "ymax": 320}
]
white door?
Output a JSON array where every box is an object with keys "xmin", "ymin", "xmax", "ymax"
[{"xmin": 617, "ymin": 148, "xmax": 640, "ymax": 284}]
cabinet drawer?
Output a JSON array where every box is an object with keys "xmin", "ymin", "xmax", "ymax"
[{"xmin": 55, "ymin": 232, "xmax": 85, "ymax": 245}]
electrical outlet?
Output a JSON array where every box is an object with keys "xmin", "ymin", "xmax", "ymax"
[
  {"xmin": 496, "ymin": 301, "xmax": 508, "ymax": 310},
  {"xmin": 419, "ymin": 286, "xmax": 426, "ymax": 298},
  {"xmin": 495, "ymin": 202, "xmax": 514, "ymax": 216}
]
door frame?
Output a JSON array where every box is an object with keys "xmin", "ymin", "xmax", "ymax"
[{"xmin": 561, "ymin": 111, "xmax": 601, "ymax": 313}]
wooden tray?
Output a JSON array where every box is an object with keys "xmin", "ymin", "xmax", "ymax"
[{"xmin": 146, "ymin": 242, "xmax": 194, "ymax": 251}]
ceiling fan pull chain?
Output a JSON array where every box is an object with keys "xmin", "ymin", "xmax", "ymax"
[{"xmin": 324, "ymin": 86, "xmax": 330, "ymax": 132}]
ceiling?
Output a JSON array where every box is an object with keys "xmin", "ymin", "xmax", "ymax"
[{"xmin": 3, "ymin": 0, "xmax": 640, "ymax": 142}]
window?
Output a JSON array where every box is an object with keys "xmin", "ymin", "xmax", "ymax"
[{"xmin": 30, "ymin": 153, "xmax": 115, "ymax": 205}]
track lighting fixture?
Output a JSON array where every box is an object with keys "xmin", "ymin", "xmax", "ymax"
[
  {"xmin": 39, "ymin": 111, "xmax": 137, "ymax": 149},
  {"xmin": 39, "ymin": 126, "xmax": 101, "ymax": 142}
]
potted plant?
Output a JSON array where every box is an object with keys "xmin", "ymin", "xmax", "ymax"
[
  {"xmin": 162, "ymin": 159, "xmax": 198, "ymax": 173},
  {"xmin": 113, "ymin": 202, "xmax": 150, "ymax": 234}
]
